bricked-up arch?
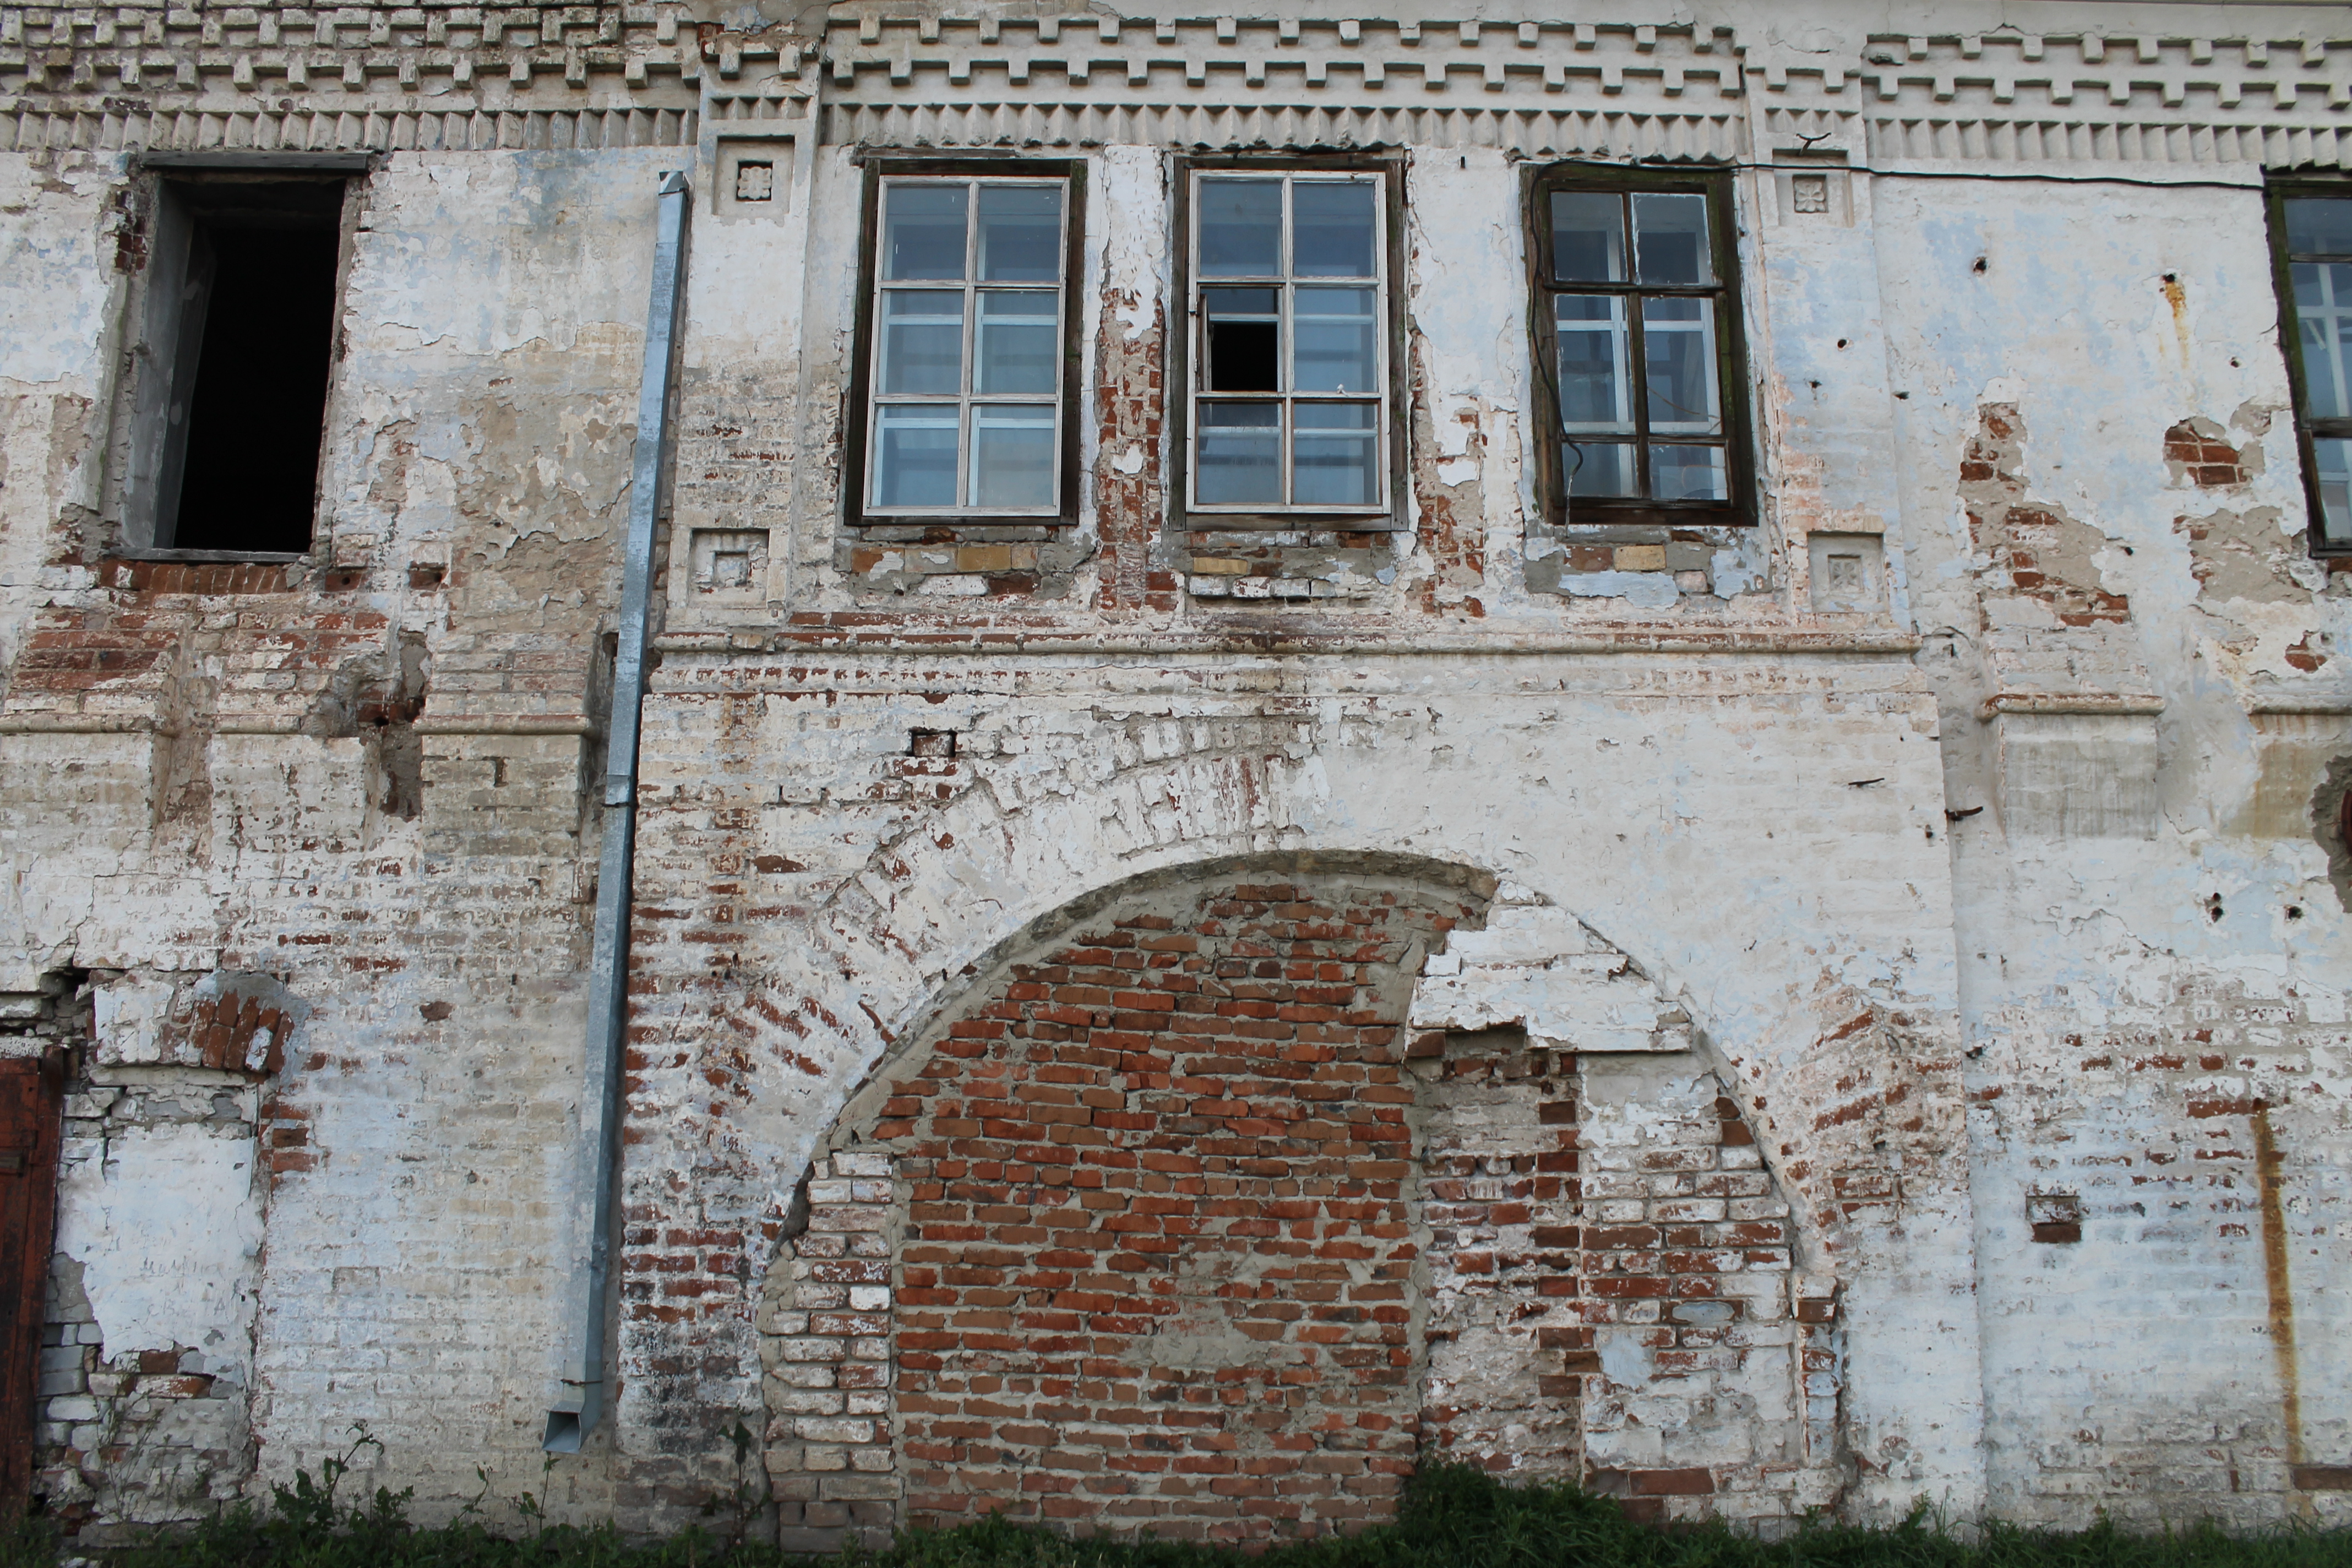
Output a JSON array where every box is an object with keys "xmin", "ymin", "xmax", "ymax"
[{"xmin": 763, "ymin": 857, "xmax": 1493, "ymax": 1547}]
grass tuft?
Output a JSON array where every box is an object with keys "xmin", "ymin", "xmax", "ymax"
[{"xmin": 3, "ymin": 1462, "xmax": 2347, "ymax": 1568}]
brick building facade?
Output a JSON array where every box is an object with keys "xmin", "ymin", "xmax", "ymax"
[{"xmin": 0, "ymin": 0, "xmax": 2349, "ymax": 1546}]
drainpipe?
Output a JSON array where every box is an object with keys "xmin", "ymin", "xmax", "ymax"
[{"xmin": 545, "ymin": 168, "xmax": 690, "ymax": 1453}]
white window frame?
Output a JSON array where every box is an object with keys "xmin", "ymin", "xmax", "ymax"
[
  {"xmin": 862, "ymin": 173, "xmax": 1072, "ymax": 520},
  {"xmin": 1184, "ymin": 169, "xmax": 1392, "ymax": 519}
]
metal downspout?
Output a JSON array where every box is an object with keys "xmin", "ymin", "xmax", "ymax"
[{"xmin": 545, "ymin": 168, "xmax": 690, "ymax": 1453}]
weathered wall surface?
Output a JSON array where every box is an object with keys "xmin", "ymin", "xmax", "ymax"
[
  {"xmin": 1876, "ymin": 175, "xmax": 2352, "ymax": 1525},
  {"xmin": 0, "ymin": 0, "xmax": 2349, "ymax": 1546}
]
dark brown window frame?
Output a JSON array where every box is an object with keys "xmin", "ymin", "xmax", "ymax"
[
  {"xmin": 1523, "ymin": 161, "xmax": 1754, "ymax": 531},
  {"xmin": 2264, "ymin": 174, "xmax": 2352, "ymax": 558},
  {"xmin": 1170, "ymin": 152, "xmax": 1410, "ymax": 532},
  {"xmin": 840, "ymin": 155, "xmax": 1088, "ymax": 531}
]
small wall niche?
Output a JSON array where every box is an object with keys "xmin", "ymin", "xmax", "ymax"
[{"xmin": 1807, "ymin": 531, "xmax": 1884, "ymax": 613}]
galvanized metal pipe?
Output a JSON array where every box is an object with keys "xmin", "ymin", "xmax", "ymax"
[{"xmin": 545, "ymin": 167, "xmax": 690, "ymax": 1455}]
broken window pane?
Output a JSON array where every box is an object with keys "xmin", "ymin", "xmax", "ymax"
[
  {"xmin": 1293, "ymin": 287, "xmax": 1376, "ymax": 394},
  {"xmin": 1197, "ymin": 401, "xmax": 1282, "ymax": 504},
  {"xmin": 2287, "ymin": 197, "xmax": 2352, "ymax": 257},
  {"xmin": 1292, "ymin": 181, "xmax": 1376, "ymax": 277},
  {"xmin": 1632, "ymin": 192, "xmax": 1712, "ymax": 285},
  {"xmin": 1550, "ymin": 191, "xmax": 1626, "ymax": 283},
  {"xmin": 975, "ymin": 291, "xmax": 1057, "ymax": 395},
  {"xmin": 872, "ymin": 405, "xmax": 961, "ymax": 507},
  {"xmin": 1204, "ymin": 288, "xmax": 1280, "ymax": 391},
  {"xmin": 977, "ymin": 185, "xmax": 1061, "ymax": 282},
  {"xmin": 1555, "ymin": 295, "xmax": 1632, "ymax": 431},
  {"xmin": 883, "ymin": 184, "xmax": 967, "ymax": 280},
  {"xmin": 880, "ymin": 291, "xmax": 966, "ymax": 395},
  {"xmin": 1564, "ymin": 440, "xmax": 1636, "ymax": 498},
  {"xmin": 1199, "ymin": 179, "xmax": 1282, "ymax": 276},
  {"xmin": 1293, "ymin": 403, "xmax": 1379, "ymax": 505},
  {"xmin": 1651, "ymin": 443, "xmax": 1728, "ymax": 502},
  {"xmin": 970, "ymin": 405, "xmax": 1056, "ymax": 508},
  {"xmin": 1189, "ymin": 172, "xmax": 1390, "ymax": 515},
  {"xmin": 1642, "ymin": 297, "xmax": 1722, "ymax": 434}
]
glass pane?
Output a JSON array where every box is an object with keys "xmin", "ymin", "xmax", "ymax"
[
  {"xmin": 1293, "ymin": 181, "xmax": 1377, "ymax": 277},
  {"xmin": 2317, "ymin": 437, "xmax": 2352, "ymax": 545},
  {"xmin": 1632, "ymin": 192, "xmax": 1713, "ymax": 285},
  {"xmin": 1550, "ymin": 191, "xmax": 1626, "ymax": 283},
  {"xmin": 971, "ymin": 405, "xmax": 1056, "ymax": 509},
  {"xmin": 883, "ymin": 184, "xmax": 967, "ymax": 281},
  {"xmin": 1197, "ymin": 401, "xmax": 1281, "ymax": 504},
  {"xmin": 977, "ymin": 185, "xmax": 1063, "ymax": 281},
  {"xmin": 1643, "ymin": 297, "xmax": 1722, "ymax": 434},
  {"xmin": 2287, "ymin": 198, "xmax": 2352, "ymax": 258},
  {"xmin": 1294, "ymin": 287, "xmax": 1378, "ymax": 394},
  {"xmin": 976, "ymin": 291, "xmax": 1058, "ymax": 395},
  {"xmin": 1555, "ymin": 295, "xmax": 1632, "ymax": 431},
  {"xmin": 880, "ymin": 290, "xmax": 965, "ymax": 395},
  {"xmin": 1563, "ymin": 440, "xmax": 1635, "ymax": 498},
  {"xmin": 1293, "ymin": 403, "xmax": 1379, "ymax": 505},
  {"xmin": 1199, "ymin": 178, "xmax": 1282, "ymax": 276},
  {"xmin": 2294, "ymin": 262, "xmax": 2352, "ymax": 420},
  {"xmin": 1651, "ymin": 444, "xmax": 1728, "ymax": 502},
  {"xmin": 873, "ymin": 405, "xmax": 960, "ymax": 508},
  {"xmin": 1204, "ymin": 287, "xmax": 1280, "ymax": 391}
]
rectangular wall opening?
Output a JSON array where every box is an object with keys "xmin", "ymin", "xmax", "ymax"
[{"xmin": 133, "ymin": 177, "xmax": 347, "ymax": 555}]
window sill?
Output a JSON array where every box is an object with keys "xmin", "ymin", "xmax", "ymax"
[{"xmin": 107, "ymin": 548, "xmax": 309, "ymax": 564}]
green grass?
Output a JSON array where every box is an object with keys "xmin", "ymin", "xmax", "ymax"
[{"xmin": 5, "ymin": 1460, "xmax": 2346, "ymax": 1568}]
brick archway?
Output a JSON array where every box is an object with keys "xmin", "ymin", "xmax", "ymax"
[{"xmin": 755, "ymin": 859, "xmax": 1835, "ymax": 1547}]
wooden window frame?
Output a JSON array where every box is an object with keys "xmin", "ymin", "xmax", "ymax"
[
  {"xmin": 1524, "ymin": 161, "xmax": 1754, "ymax": 531},
  {"xmin": 842, "ymin": 157, "xmax": 1087, "ymax": 529},
  {"xmin": 1171, "ymin": 154, "xmax": 1409, "ymax": 531},
  {"xmin": 2264, "ymin": 175, "xmax": 2352, "ymax": 558}
]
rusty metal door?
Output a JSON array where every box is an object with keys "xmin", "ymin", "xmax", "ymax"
[{"xmin": 0, "ymin": 1052, "xmax": 63, "ymax": 1517}]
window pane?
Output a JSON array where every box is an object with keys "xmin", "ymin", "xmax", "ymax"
[
  {"xmin": 883, "ymin": 184, "xmax": 967, "ymax": 280},
  {"xmin": 976, "ymin": 291, "xmax": 1058, "ymax": 395},
  {"xmin": 1555, "ymin": 295, "xmax": 1632, "ymax": 431},
  {"xmin": 2287, "ymin": 198, "xmax": 2352, "ymax": 258},
  {"xmin": 2294, "ymin": 262, "xmax": 2352, "ymax": 419},
  {"xmin": 1550, "ymin": 192, "xmax": 1627, "ymax": 283},
  {"xmin": 1204, "ymin": 287, "xmax": 1280, "ymax": 391},
  {"xmin": 1293, "ymin": 403, "xmax": 1379, "ymax": 505},
  {"xmin": 1651, "ymin": 444, "xmax": 1728, "ymax": 502},
  {"xmin": 1563, "ymin": 440, "xmax": 1636, "ymax": 498},
  {"xmin": 1632, "ymin": 192, "xmax": 1713, "ymax": 285},
  {"xmin": 1294, "ymin": 287, "xmax": 1378, "ymax": 394},
  {"xmin": 2317, "ymin": 437, "xmax": 2352, "ymax": 545},
  {"xmin": 1642, "ymin": 297, "xmax": 1722, "ymax": 434},
  {"xmin": 1197, "ymin": 401, "xmax": 1282, "ymax": 504},
  {"xmin": 977, "ymin": 185, "xmax": 1062, "ymax": 281},
  {"xmin": 971, "ymin": 405, "xmax": 1056, "ymax": 508},
  {"xmin": 1293, "ymin": 181, "xmax": 1377, "ymax": 278},
  {"xmin": 1199, "ymin": 179, "xmax": 1282, "ymax": 276},
  {"xmin": 873, "ymin": 405, "xmax": 961, "ymax": 507},
  {"xmin": 880, "ymin": 290, "xmax": 965, "ymax": 395}
]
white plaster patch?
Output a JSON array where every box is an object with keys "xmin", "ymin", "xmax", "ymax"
[{"xmin": 54, "ymin": 1123, "xmax": 265, "ymax": 1378}]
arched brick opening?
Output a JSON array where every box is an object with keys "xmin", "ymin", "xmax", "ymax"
[{"xmin": 755, "ymin": 859, "xmax": 1839, "ymax": 1544}]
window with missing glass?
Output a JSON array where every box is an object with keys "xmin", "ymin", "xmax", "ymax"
[
  {"xmin": 2269, "ymin": 184, "xmax": 2352, "ymax": 554},
  {"xmin": 1179, "ymin": 164, "xmax": 1403, "ymax": 522},
  {"xmin": 1527, "ymin": 166, "xmax": 1750, "ymax": 526},
  {"xmin": 847, "ymin": 165, "xmax": 1081, "ymax": 522}
]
